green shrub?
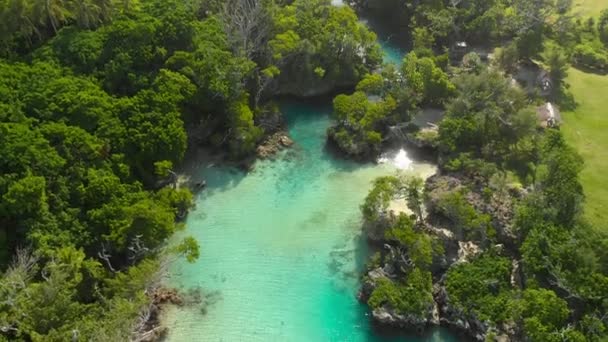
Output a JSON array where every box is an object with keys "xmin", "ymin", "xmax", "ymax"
[
  {"xmin": 368, "ymin": 268, "xmax": 433, "ymax": 316},
  {"xmin": 445, "ymin": 254, "xmax": 515, "ymax": 323},
  {"xmin": 436, "ymin": 190, "xmax": 495, "ymax": 242},
  {"xmin": 572, "ymin": 44, "xmax": 608, "ymax": 71}
]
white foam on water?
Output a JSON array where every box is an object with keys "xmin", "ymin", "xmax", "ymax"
[{"xmin": 378, "ymin": 148, "xmax": 414, "ymax": 170}]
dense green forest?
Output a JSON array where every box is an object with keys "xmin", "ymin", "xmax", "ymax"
[
  {"xmin": 1, "ymin": 0, "xmax": 607, "ymax": 341},
  {"xmin": 0, "ymin": 0, "xmax": 381, "ymax": 340},
  {"xmin": 351, "ymin": 0, "xmax": 608, "ymax": 341}
]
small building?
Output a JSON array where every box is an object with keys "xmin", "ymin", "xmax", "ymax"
[
  {"xmin": 455, "ymin": 41, "xmax": 468, "ymax": 49},
  {"xmin": 537, "ymin": 70, "xmax": 553, "ymax": 96},
  {"xmin": 514, "ymin": 61, "xmax": 553, "ymax": 97},
  {"xmin": 537, "ymin": 102, "xmax": 562, "ymax": 128},
  {"xmin": 450, "ymin": 41, "xmax": 469, "ymax": 60}
]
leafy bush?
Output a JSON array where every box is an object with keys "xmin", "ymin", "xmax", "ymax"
[
  {"xmin": 329, "ymin": 91, "xmax": 397, "ymax": 157},
  {"xmin": 368, "ymin": 268, "xmax": 434, "ymax": 316},
  {"xmin": 572, "ymin": 43, "xmax": 608, "ymax": 71},
  {"xmin": 435, "ymin": 191, "xmax": 495, "ymax": 242},
  {"xmin": 361, "ymin": 176, "xmax": 400, "ymax": 222},
  {"xmin": 401, "ymin": 53, "xmax": 455, "ymax": 106},
  {"xmin": 445, "ymin": 254, "xmax": 515, "ymax": 323},
  {"xmin": 385, "ymin": 215, "xmax": 435, "ymax": 268}
]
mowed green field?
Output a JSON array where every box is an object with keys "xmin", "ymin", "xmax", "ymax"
[
  {"xmin": 562, "ymin": 68, "xmax": 608, "ymax": 229},
  {"xmin": 573, "ymin": 0, "xmax": 605, "ymax": 17},
  {"xmin": 561, "ymin": 3, "xmax": 608, "ymax": 229}
]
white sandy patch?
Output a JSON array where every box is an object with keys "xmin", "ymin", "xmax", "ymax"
[{"xmin": 388, "ymin": 199, "xmax": 413, "ymax": 216}]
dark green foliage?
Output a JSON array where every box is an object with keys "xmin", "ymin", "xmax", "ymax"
[
  {"xmin": 269, "ymin": 0, "xmax": 382, "ymax": 95},
  {"xmin": 1, "ymin": 0, "xmax": 607, "ymax": 339},
  {"xmin": 401, "ymin": 53, "xmax": 455, "ymax": 106},
  {"xmin": 445, "ymin": 253, "xmax": 514, "ymax": 323},
  {"xmin": 543, "ymin": 44, "xmax": 570, "ymax": 97},
  {"xmin": 329, "ymin": 91, "xmax": 397, "ymax": 157},
  {"xmin": 443, "ymin": 154, "xmax": 500, "ymax": 183},
  {"xmin": 0, "ymin": 0, "xmax": 393, "ymax": 338},
  {"xmin": 516, "ymin": 288, "xmax": 573, "ymax": 341},
  {"xmin": 600, "ymin": 10, "xmax": 608, "ymax": 45},
  {"xmin": 385, "ymin": 215, "xmax": 435, "ymax": 269},
  {"xmin": 327, "ymin": 51, "xmax": 453, "ymax": 158},
  {"xmin": 368, "ymin": 268, "xmax": 434, "ymax": 316},
  {"xmin": 493, "ymin": 42, "xmax": 520, "ymax": 74},
  {"xmin": 361, "ymin": 176, "xmax": 400, "ymax": 222},
  {"xmin": 537, "ymin": 130, "xmax": 584, "ymax": 226},
  {"xmin": 438, "ymin": 70, "xmax": 537, "ymax": 171},
  {"xmin": 572, "ymin": 43, "xmax": 608, "ymax": 72},
  {"xmin": 355, "ymin": 1, "xmax": 608, "ymax": 340},
  {"xmin": 521, "ymin": 224, "xmax": 608, "ymax": 307},
  {"xmin": 435, "ymin": 190, "xmax": 495, "ymax": 243}
]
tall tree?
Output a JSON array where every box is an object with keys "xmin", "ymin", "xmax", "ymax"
[
  {"xmin": 69, "ymin": 0, "xmax": 112, "ymax": 29},
  {"xmin": 0, "ymin": 0, "xmax": 39, "ymax": 50},
  {"xmin": 31, "ymin": 0, "xmax": 70, "ymax": 34},
  {"xmin": 404, "ymin": 177, "xmax": 425, "ymax": 223},
  {"xmin": 543, "ymin": 44, "xmax": 569, "ymax": 97}
]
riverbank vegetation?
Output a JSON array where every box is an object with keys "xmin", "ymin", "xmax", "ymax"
[
  {"xmin": 560, "ymin": 3, "xmax": 608, "ymax": 227},
  {"xmin": 351, "ymin": 0, "xmax": 608, "ymax": 340},
  {"xmin": 328, "ymin": 52, "xmax": 453, "ymax": 158},
  {"xmin": 2, "ymin": 0, "xmax": 607, "ymax": 340},
  {"xmin": 0, "ymin": 0, "xmax": 381, "ymax": 340}
]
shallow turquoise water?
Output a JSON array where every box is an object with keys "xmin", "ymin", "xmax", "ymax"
[
  {"xmin": 360, "ymin": 15, "xmax": 408, "ymax": 66},
  {"xmin": 380, "ymin": 40, "xmax": 405, "ymax": 65},
  {"xmin": 164, "ymin": 101, "xmax": 457, "ymax": 341}
]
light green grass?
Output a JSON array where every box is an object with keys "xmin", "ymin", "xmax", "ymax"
[
  {"xmin": 573, "ymin": 0, "xmax": 606, "ymax": 17},
  {"xmin": 562, "ymin": 68, "xmax": 608, "ymax": 228}
]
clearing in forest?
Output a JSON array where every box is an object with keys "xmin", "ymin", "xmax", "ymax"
[
  {"xmin": 562, "ymin": 68, "xmax": 608, "ymax": 228},
  {"xmin": 573, "ymin": 0, "xmax": 605, "ymax": 17}
]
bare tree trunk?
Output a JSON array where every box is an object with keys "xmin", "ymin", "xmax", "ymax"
[
  {"xmin": 46, "ymin": 0, "xmax": 58, "ymax": 33},
  {"xmin": 98, "ymin": 243, "xmax": 117, "ymax": 272},
  {"xmin": 221, "ymin": 0, "xmax": 270, "ymax": 60}
]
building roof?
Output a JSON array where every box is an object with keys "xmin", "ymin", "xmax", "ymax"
[{"xmin": 537, "ymin": 102, "xmax": 562, "ymax": 128}]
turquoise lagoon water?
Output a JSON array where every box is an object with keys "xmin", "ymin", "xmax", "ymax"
[{"xmin": 163, "ymin": 101, "xmax": 458, "ymax": 341}]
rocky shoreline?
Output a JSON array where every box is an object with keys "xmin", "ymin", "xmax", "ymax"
[
  {"xmin": 358, "ymin": 171, "xmax": 525, "ymax": 341},
  {"xmin": 256, "ymin": 131, "xmax": 294, "ymax": 159},
  {"xmin": 133, "ymin": 288, "xmax": 185, "ymax": 342},
  {"xmin": 176, "ymin": 127, "xmax": 295, "ymax": 191}
]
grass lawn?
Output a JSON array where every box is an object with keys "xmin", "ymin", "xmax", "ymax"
[
  {"xmin": 562, "ymin": 68, "xmax": 608, "ymax": 228},
  {"xmin": 573, "ymin": 0, "xmax": 605, "ymax": 17}
]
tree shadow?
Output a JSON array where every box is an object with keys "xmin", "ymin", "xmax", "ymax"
[
  {"xmin": 554, "ymin": 86, "xmax": 578, "ymax": 111},
  {"xmin": 572, "ymin": 64, "xmax": 608, "ymax": 77}
]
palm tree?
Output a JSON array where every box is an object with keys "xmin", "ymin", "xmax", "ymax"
[
  {"xmin": 70, "ymin": 0, "xmax": 100, "ymax": 29},
  {"xmin": 115, "ymin": 0, "xmax": 134, "ymax": 13},
  {"xmin": 69, "ymin": 0, "xmax": 112, "ymax": 29},
  {"xmin": 405, "ymin": 177, "xmax": 425, "ymax": 224},
  {"xmin": 1, "ymin": 0, "xmax": 39, "ymax": 46},
  {"xmin": 31, "ymin": 0, "xmax": 69, "ymax": 34}
]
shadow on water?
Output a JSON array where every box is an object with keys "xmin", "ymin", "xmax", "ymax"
[
  {"xmin": 197, "ymin": 165, "xmax": 247, "ymax": 198},
  {"xmin": 361, "ymin": 11, "xmax": 411, "ymax": 54}
]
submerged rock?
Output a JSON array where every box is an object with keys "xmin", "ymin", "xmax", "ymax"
[
  {"xmin": 256, "ymin": 131, "xmax": 295, "ymax": 159},
  {"xmin": 279, "ymin": 135, "xmax": 294, "ymax": 147}
]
